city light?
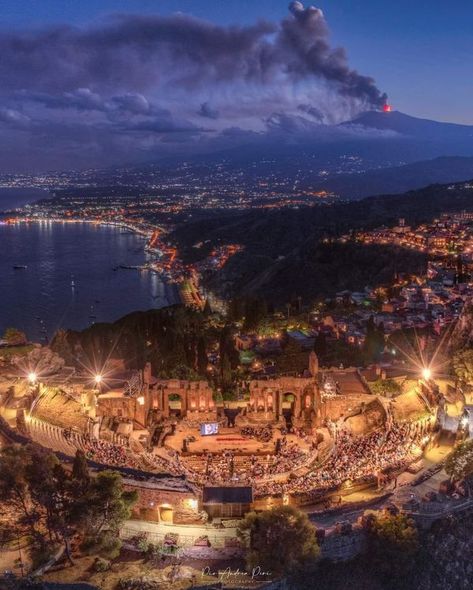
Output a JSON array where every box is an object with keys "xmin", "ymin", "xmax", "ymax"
[
  {"xmin": 27, "ymin": 372, "xmax": 37, "ymax": 384},
  {"xmin": 422, "ymin": 367, "xmax": 432, "ymax": 381}
]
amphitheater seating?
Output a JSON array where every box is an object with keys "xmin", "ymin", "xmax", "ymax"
[
  {"xmin": 31, "ymin": 387, "xmax": 89, "ymax": 430},
  {"xmin": 26, "ymin": 416, "xmax": 78, "ymax": 455}
]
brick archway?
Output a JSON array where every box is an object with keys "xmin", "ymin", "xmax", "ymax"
[
  {"xmin": 154, "ymin": 380, "xmax": 215, "ymax": 418},
  {"xmin": 248, "ymin": 376, "xmax": 321, "ymax": 424}
]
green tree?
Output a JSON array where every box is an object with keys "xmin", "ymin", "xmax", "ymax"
[
  {"xmin": 168, "ymin": 363, "xmax": 200, "ymax": 381},
  {"xmin": 71, "ymin": 449, "xmax": 91, "ymax": 494},
  {"xmin": 275, "ymin": 338, "xmax": 308, "ymax": 375},
  {"xmin": 370, "ymin": 379, "xmax": 402, "ymax": 397},
  {"xmin": 445, "ymin": 439, "xmax": 473, "ymax": 481},
  {"xmin": 220, "ymin": 352, "xmax": 233, "ymax": 390},
  {"xmin": 243, "ymin": 298, "xmax": 267, "ymax": 331},
  {"xmin": 367, "ymin": 513, "xmax": 419, "ymax": 584},
  {"xmin": 25, "ymin": 446, "xmax": 76, "ymax": 564},
  {"xmin": 196, "ymin": 336, "xmax": 208, "ymax": 376},
  {"xmin": 0, "ymin": 445, "xmax": 80, "ymax": 566},
  {"xmin": 50, "ymin": 329, "xmax": 74, "ymax": 365},
  {"xmin": 313, "ymin": 331, "xmax": 327, "ymax": 359},
  {"xmin": 237, "ymin": 506, "xmax": 319, "ymax": 576},
  {"xmin": 203, "ymin": 299, "xmax": 212, "ymax": 316},
  {"xmin": 0, "ymin": 445, "xmax": 43, "ymax": 544},
  {"xmin": 3, "ymin": 327, "xmax": 27, "ymax": 346},
  {"xmin": 75, "ymin": 471, "xmax": 137, "ymax": 558},
  {"xmin": 363, "ymin": 317, "xmax": 385, "ymax": 362},
  {"xmin": 228, "ymin": 298, "xmax": 245, "ymax": 322},
  {"xmin": 453, "ymin": 349, "xmax": 473, "ymax": 385}
]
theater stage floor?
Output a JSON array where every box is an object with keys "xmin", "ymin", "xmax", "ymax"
[{"xmin": 163, "ymin": 423, "xmax": 313, "ymax": 455}]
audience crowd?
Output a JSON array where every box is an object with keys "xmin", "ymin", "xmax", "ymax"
[
  {"xmin": 256, "ymin": 421, "xmax": 425, "ymax": 498},
  {"xmin": 45, "ymin": 415, "xmax": 429, "ymax": 501}
]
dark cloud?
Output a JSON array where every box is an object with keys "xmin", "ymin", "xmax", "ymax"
[
  {"xmin": 110, "ymin": 93, "xmax": 151, "ymax": 115},
  {"xmin": 298, "ymin": 103, "xmax": 324, "ymax": 121},
  {"xmin": 0, "ymin": 4, "xmax": 385, "ymax": 104},
  {"xmin": 0, "ymin": 3, "xmax": 388, "ymax": 171},
  {"xmin": 0, "ymin": 107, "xmax": 30, "ymax": 128},
  {"xmin": 0, "ymin": 16, "xmax": 275, "ymax": 94},
  {"xmin": 198, "ymin": 102, "xmax": 220, "ymax": 120},
  {"xmin": 18, "ymin": 88, "xmax": 105, "ymax": 112},
  {"xmin": 280, "ymin": 2, "xmax": 387, "ymax": 107},
  {"xmin": 124, "ymin": 114, "xmax": 206, "ymax": 135}
]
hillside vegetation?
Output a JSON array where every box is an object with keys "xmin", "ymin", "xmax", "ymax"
[{"xmin": 172, "ymin": 181, "xmax": 472, "ymax": 303}]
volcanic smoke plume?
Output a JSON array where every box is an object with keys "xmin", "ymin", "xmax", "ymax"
[
  {"xmin": 280, "ymin": 2, "xmax": 387, "ymax": 107},
  {"xmin": 0, "ymin": 2, "xmax": 388, "ymax": 170}
]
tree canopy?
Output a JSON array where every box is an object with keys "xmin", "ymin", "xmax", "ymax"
[
  {"xmin": 3, "ymin": 327, "xmax": 27, "ymax": 346},
  {"xmin": 237, "ymin": 506, "xmax": 319, "ymax": 576},
  {"xmin": 370, "ymin": 378, "xmax": 402, "ymax": 397},
  {"xmin": 367, "ymin": 512, "xmax": 419, "ymax": 583},
  {"xmin": 0, "ymin": 444, "xmax": 136, "ymax": 568},
  {"xmin": 453, "ymin": 349, "xmax": 473, "ymax": 385},
  {"xmin": 445, "ymin": 439, "xmax": 473, "ymax": 481}
]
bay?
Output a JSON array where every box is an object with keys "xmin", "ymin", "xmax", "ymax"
[{"xmin": 0, "ymin": 221, "xmax": 178, "ymax": 342}]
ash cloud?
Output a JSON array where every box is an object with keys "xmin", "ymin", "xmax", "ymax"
[
  {"xmin": 280, "ymin": 2, "xmax": 387, "ymax": 107},
  {"xmin": 0, "ymin": 3, "xmax": 388, "ymax": 171},
  {"xmin": 198, "ymin": 102, "xmax": 220, "ymax": 120}
]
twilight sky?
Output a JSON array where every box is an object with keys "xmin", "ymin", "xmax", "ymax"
[{"xmin": 0, "ymin": 0, "xmax": 472, "ymax": 172}]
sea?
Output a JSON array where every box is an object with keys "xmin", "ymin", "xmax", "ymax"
[
  {"xmin": 0, "ymin": 187, "xmax": 48, "ymax": 211},
  {"xmin": 0, "ymin": 220, "xmax": 179, "ymax": 342}
]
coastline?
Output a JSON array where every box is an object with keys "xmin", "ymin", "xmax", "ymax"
[
  {"xmin": 1, "ymin": 220, "xmax": 185, "ymax": 340},
  {"xmin": 3, "ymin": 216, "xmax": 189, "ymax": 308}
]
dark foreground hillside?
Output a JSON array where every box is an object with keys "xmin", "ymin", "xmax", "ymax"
[
  {"xmin": 210, "ymin": 241, "xmax": 427, "ymax": 303},
  {"xmin": 291, "ymin": 510, "xmax": 473, "ymax": 590},
  {"xmin": 172, "ymin": 180, "xmax": 472, "ymax": 303}
]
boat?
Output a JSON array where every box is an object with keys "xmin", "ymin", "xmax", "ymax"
[{"xmin": 13, "ymin": 265, "xmax": 27, "ymax": 270}]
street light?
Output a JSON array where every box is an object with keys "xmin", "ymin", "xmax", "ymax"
[{"xmin": 422, "ymin": 367, "xmax": 431, "ymax": 381}]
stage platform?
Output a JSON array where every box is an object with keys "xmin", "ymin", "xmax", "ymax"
[{"xmin": 162, "ymin": 424, "xmax": 312, "ymax": 456}]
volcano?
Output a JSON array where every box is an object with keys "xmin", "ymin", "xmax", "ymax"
[{"xmin": 343, "ymin": 110, "xmax": 473, "ymax": 140}]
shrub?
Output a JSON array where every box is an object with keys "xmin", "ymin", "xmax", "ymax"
[
  {"xmin": 29, "ymin": 542, "xmax": 57, "ymax": 571},
  {"xmin": 92, "ymin": 557, "xmax": 111, "ymax": 572},
  {"xmin": 81, "ymin": 531, "xmax": 122, "ymax": 560}
]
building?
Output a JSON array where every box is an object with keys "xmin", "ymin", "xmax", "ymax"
[{"xmin": 202, "ymin": 486, "xmax": 253, "ymax": 518}]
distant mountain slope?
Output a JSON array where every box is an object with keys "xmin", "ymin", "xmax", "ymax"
[
  {"xmin": 310, "ymin": 156, "xmax": 473, "ymax": 200},
  {"xmin": 343, "ymin": 110, "xmax": 473, "ymax": 140},
  {"xmin": 49, "ymin": 110, "xmax": 473, "ymax": 202},
  {"xmin": 172, "ymin": 179, "xmax": 473, "ymax": 304}
]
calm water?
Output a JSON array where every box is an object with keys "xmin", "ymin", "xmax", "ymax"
[
  {"xmin": 0, "ymin": 222, "xmax": 178, "ymax": 341},
  {"xmin": 0, "ymin": 188, "xmax": 48, "ymax": 211}
]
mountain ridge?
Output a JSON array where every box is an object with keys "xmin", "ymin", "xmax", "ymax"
[{"xmin": 342, "ymin": 110, "xmax": 473, "ymax": 139}]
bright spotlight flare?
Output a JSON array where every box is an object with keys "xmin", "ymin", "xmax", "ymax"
[
  {"xmin": 422, "ymin": 367, "xmax": 432, "ymax": 381},
  {"xmin": 94, "ymin": 374, "xmax": 103, "ymax": 385},
  {"xmin": 27, "ymin": 372, "xmax": 37, "ymax": 384}
]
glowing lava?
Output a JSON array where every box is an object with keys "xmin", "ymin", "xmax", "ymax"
[{"xmin": 383, "ymin": 103, "xmax": 392, "ymax": 112}]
